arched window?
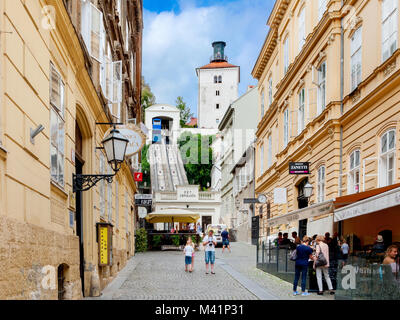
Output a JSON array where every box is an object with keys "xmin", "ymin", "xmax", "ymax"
[
  {"xmin": 318, "ymin": 166, "xmax": 326, "ymax": 203},
  {"xmin": 214, "ymin": 76, "xmax": 218, "ymax": 83},
  {"xmin": 348, "ymin": 150, "xmax": 361, "ymax": 194},
  {"xmin": 218, "ymin": 75, "xmax": 222, "ymax": 83},
  {"xmin": 379, "ymin": 129, "xmax": 396, "ymax": 187}
]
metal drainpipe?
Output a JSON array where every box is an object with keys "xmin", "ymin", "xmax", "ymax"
[{"xmin": 339, "ymin": 1, "xmax": 345, "ymax": 197}]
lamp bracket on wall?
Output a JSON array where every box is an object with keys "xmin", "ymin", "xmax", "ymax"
[{"xmin": 73, "ymin": 173, "xmax": 115, "ymax": 192}]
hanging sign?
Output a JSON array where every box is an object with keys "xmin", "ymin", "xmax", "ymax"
[
  {"xmin": 289, "ymin": 162, "xmax": 310, "ymax": 174},
  {"xmin": 134, "ymin": 172, "xmax": 143, "ymax": 182},
  {"xmin": 138, "ymin": 207, "xmax": 148, "ymax": 219},
  {"xmin": 103, "ymin": 124, "xmax": 146, "ymax": 157},
  {"xmin": 97, "ymin": 223, "xmax": 113, "ymax": 266}
]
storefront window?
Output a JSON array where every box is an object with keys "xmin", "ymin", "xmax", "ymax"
[
  {"xmin": 50, "ymin": 63, "xmax": 65, "ymax": 187},
  {"xmin": 379, "ymin": 130, "xmax": 396, "ymax": 187},
  {"xmin": 348, "ymin": 150, "xmax": 361, "ymax": 194},
  {"xmin": 318, "ymin": 166, "xmax": 326, "ymax": 203}
]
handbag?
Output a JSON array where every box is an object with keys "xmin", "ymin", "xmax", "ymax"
[
  {"xmin": 290, "ymin": 249, "xmax": 297, "ymax": 261},
  {"xmin": 315, "ymin": 245, "xmax": 328, "ymax": 267}
]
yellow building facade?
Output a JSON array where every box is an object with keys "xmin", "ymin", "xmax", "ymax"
[
  {"xmin": 0, "ymin": 0, "xmax": 142, "ymax": 299},
  {"xmin": 253, "ymin": 0, "xmax": 400, "ymax": 247}
]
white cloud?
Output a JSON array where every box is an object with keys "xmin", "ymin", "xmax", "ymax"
[{"xmin": 143, "ymin": 0, "xmax": 272, "ymax": 117}]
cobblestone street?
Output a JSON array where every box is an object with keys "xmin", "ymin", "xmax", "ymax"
[{"xmin": 89, "ymin": 242, "xmax": 333, "ymax": 300}]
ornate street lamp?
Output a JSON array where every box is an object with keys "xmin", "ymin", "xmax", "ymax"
[
  {"xmin": 73, "ymin": 126, "xmax": 129, "ymax": 192},
  {"xmin": 303, "ymin": 182, "xmax": 313, "ymax": 199}
]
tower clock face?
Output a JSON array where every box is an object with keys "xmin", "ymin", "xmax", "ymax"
[{"xmin": 258, "ymin": 194, "xmax": 267, "ymax": 204}]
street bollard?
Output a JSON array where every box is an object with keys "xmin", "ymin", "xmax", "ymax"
[{"xmin": 262, "ymin": 241, "xmax": 265, "ymax": 265}]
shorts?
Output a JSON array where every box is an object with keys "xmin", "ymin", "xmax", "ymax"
[
  {"xmin": 222, "ymin": 239, "xmax": 229, "ymax": 246},
  {"xmin": 205, "ymin": 251, "xmax": 215, "ymax": 264},
  {"xmin": 185, "ymin": 256, "xmax": 192, "ymax": 265}
]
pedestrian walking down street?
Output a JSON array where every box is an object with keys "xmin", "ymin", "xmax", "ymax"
[
  {"xmin": 314, "ymin": 235, "xmax": 335, "ymax": 295},
  {"xmin": 293, "ymin": 236, "xmax": 314, "ymax": 296},
  {"xmin": 187, "ymin": 237, "xmax": 196, "ymax": 271},
  {"xmin": 203, "ymin": 229, "xmax": 217, "ymax": 274},
  {"xmin": 184, "ymin": 240, "xmax": 194, "ymax": 273},
  {"xmin": 221, "ymin": 228, "xmax": 231, "ymax": 253},
  {"xmin": 340, "ymin": 238, "xmax": 349, "ymax": 266}
]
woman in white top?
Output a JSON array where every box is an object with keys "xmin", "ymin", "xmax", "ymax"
[
  {"xmin": 383, "ymin": 245, "xmax": 399, "ymax": 283},
  {"xmin": 313, "ymin": 235, "xmax": 335, "ymax": 295}
]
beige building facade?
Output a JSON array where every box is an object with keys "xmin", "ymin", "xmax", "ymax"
[
  {"xmin": 0, "ymin": 0, "xmax": 143, "ymax": 299},
  {"xmin": 253, "ymin": 0, "xmax": 400, "ymax": 247}
]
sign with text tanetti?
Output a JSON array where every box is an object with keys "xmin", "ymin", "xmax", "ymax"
[{"xmin": 289, "ymin": 162, "xmax": 310, "ymax": 174}]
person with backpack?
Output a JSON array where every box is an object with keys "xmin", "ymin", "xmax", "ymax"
[
  {"xmin": 313, "ymin": 235, "xmax": 335, "ymax": 295},
  {"xmin": 292, "ymin": 236, "xmax": 313, "ymax": 296}
]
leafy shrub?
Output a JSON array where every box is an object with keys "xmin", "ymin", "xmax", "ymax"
[
  {"xmin": 171, "ymin": 235, "xmax": 180, "ymax": 246},
  {"xmin": 152, "ymin": 235, "xmax": 162, "ymax": 247},
  {"xmin": 135, "ymin": 228, "xmax": 148, "ymax": 252}
]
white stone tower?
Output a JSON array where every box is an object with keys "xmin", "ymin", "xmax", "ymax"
[{"xmin": 196, "ymin": 42, "xmax": 240, "ymax": 129}]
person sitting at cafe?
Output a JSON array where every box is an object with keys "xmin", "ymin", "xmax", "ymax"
[
  {"xmin": 383, "ymin": 245, "xmax": 399, "ymax": 282},
  {"xmin": 371, "ymin": 235, "xmax": 386, "ymax": 254},
  {"xmin": 280, "ymin": 233, "xmax": 292, "ymax": 248}
]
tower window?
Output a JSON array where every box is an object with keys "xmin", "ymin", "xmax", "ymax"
[
  {"xmin": 216, "ymin": 104, "xmax": 220, "ymax": 109},
  {"xmin": 214, "ymin": 76, "xmax": 218, "ymax": 83},
  {"xmin": 216, "ymin": 90, "xmax": 220, "ymax": 96},
  {"xmin": 218, "ymin": 76, "xmax": 222, "ymax": 83}
]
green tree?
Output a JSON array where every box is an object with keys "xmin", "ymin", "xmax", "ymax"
[
  {"xmin": 178, "ymin": 132, "xmax": 215, "ymax": 190},
  {"xmin": 139, "ymin": 144, "xmax": 151, "ymax": 188},
  {"xmin": 175, "ymin": 96, "xmax": 193, "ymax": 127},
  {"xmin": 141, "ymin": 77, "xmax": 156, "ymax": 121}
]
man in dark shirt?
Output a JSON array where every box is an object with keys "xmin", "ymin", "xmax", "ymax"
[
  {"xmin": 221, "ymin": 229, "xmax": 231, "ymax": 253},
  {"xmin": 293, "ymin": 237, "xmax": 313, "ymax": 296}
]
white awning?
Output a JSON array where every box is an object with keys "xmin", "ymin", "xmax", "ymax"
[
  {"xmin": 334, "ymin": 187, "xmax": 400, "ymax": 222},
  {"xmin": 267, "ymin": 200, "xmax": 334, "ymax": 227}
]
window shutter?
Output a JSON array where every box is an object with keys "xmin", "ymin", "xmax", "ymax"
[
  {"xmin": 81, "ymin": 0, "xmax": 91, "ymax": 53},
  {"xmin": 112, "ymin": 61, "xmax": 123, "ymax": 104},
  {"xmin": 90, "ymin": 3, "xmax": 102, "ymax": 61}
]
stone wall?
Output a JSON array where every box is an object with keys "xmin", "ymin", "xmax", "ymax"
[{"xmin": 0, "ymin": 215, "xmax": 82, "ymax": 300}]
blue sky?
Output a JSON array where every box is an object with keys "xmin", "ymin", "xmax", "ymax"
[{"xmin": 142, "ymin": 0, "xmax": 274, "ymax": 118}]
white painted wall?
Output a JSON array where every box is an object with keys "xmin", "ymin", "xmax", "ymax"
[{"xmin": 197, "ymin": 67, "xmax": 239, "ymax": 129}]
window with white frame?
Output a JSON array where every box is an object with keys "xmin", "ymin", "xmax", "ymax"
[
  {"xmin": 50, "ymin": 63, "xmax": 65, "ymax": 187},
  {"xmin": 81, "ymin": 0, "xmax": 104, "ymax": 61},
  {"xmin": 283, "ymin": 108, "xmax": 289, "ymax": 148},
  {"xmin": 284, "ymin": 37, "xmax": 290, "ymax": 74},
  {"xmin": 99, "ymin": 153, "xmax": 105, "ymax": 217},
  {"xmin": 261, "ymin": 90, "xmax": 265, "ymax": 117},
  {"xmin": 379, "ymin": 130, "xmax": 396, "ymax": 187},
  {"xmin": 351, "ymin": 27, "xmax": 362, "ymax": 91},
  {"xmin": 348, "ymin": 150, "xmax": 361, "ymax": 194},
  {"xmin": 298, "ymin": 7, "xmax": 305, "ymax": 52},
  {"xmin": 382, "ymin": 0, "xmax": 398, "ymax": 61},
  {"xmin": 268, "ymin": 134, "xmax": 272, "ymax": 168},
  {"xmin": 298, "ymin": 88, "xmax": 305, "ymax": 134},
  {"xmin": 100, "ymin": 42, "xmax": 122, "ymax": 121},
  {"xmin": 318, "ymin": 166, "xmax": 326, "ymax": 203},
  {"xmin": 318, "ymin": 0, "xmax": 328, "ymax": 21},
  {"xmin": 268, "ymin": 77, "xmax": 273, "ymax": 107},
  {"xmin": 260, "ymin": 144, "xmax": 264, "ymax": 175},
  {"xmin": 125, "ymin": 21, "xmax": 129, "ymax": 52},
  {"xmin": 317, "ymin": 62, "xmax": 326, "ymax": 115}
]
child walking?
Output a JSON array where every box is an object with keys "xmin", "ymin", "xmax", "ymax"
[
  {"xmin": 184, "ymin": 240, "xmax": 194, "ymax": 272},
  {"xmin": 187, "ymin": 237, "xmax": 196, "ymax": 271}
]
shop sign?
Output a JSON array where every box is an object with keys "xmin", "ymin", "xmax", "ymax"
[
  {"xmin": 267, "ymin": 200, "xmax": 333, "ymax": 227},
  {"xmin": 289, "ymin": 162, "xmax": 310, "ymax": 174},
  {"xmin": 97, "ymin": 223, "xmax": 113, "ymax": 266},
  {"xmin": 134, "ymin": 172, "xmax": 143, "ymax": 182},
  {"xmin": 135, "ymin": 194, "xmax": 152, "ymax": 206},
  {"xmin": 138, "ymin": 207, "xmax": 148, "ymax": 219},
  {"xmin": 177, "ymin": 186, "xmax": 199, "ymax": 201}
]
